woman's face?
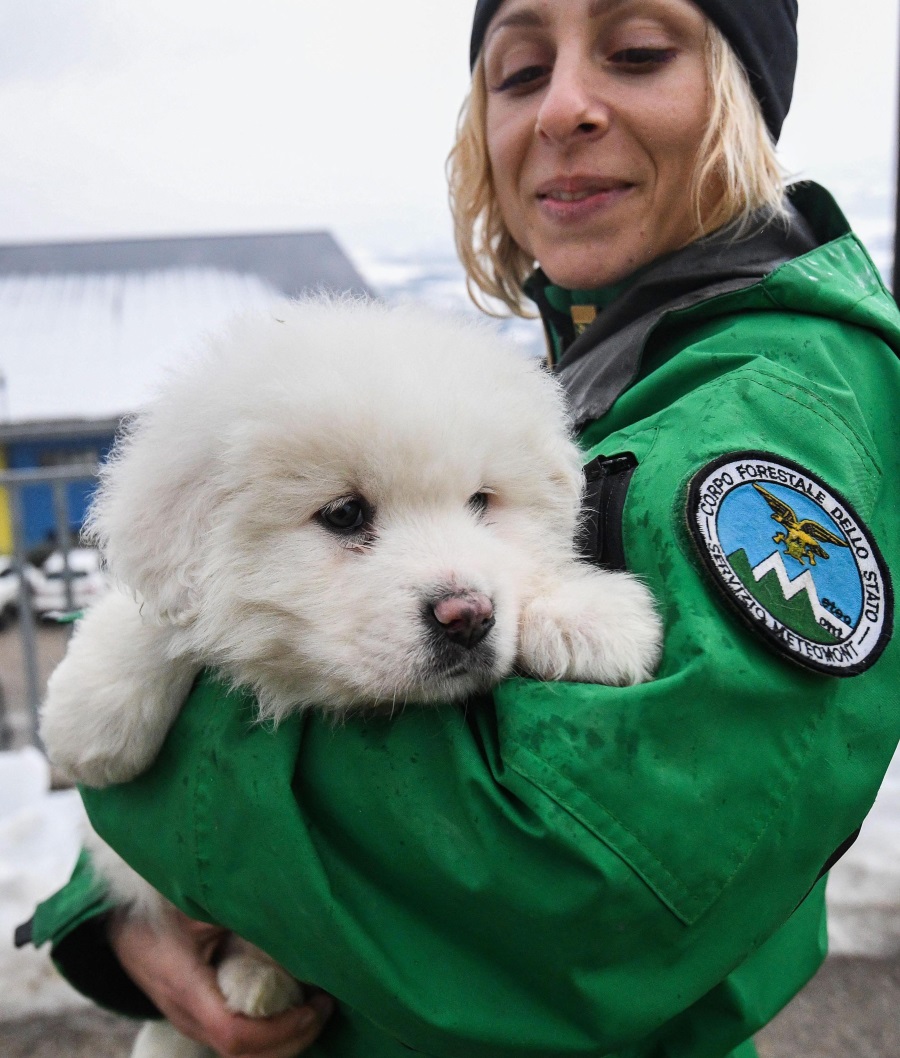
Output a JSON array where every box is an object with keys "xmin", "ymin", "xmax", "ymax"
[{"xmin": 483, "ymin": 0, "xmax": 711, "ymax": 289}]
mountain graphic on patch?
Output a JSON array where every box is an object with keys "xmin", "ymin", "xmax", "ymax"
[
  {"xmin": 728, "ymin": 548, "xmax": 841, "ymax": 645},
  {"xmin": 687, "ymin": 453, "xmax": 893, "ymax": 676}
]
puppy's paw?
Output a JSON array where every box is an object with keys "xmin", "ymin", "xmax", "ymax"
[
  {"xmin": 217, "ymin": 951, "xmax": 304, "ymax": 1018},
  {"xmin": 40, "ymin": 677, "xmax": 157, "ymax": 787},
  {"xmin": 518, "ymin": 568, "xmax": 662, "ymax": 686},
  {"xmin": 55, "ymin": 751, "xmax": 145, "ymax": 789},
  {"xmin": 39, "ymin": 589, "xmax": 198, "ymax": 787},
  {"xmin": 40, "ymin": 666, "xmax": 188, "ymax": 787},
  {"xmin": 131, "ymin": 1018, "xmax": 217, "ymax": 1058}
]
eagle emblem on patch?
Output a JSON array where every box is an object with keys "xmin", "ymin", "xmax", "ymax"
[{"xmin": 687, "ymin": 452, "xmax": 893, "ymax": 676}]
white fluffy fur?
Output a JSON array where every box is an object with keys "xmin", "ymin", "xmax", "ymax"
[
  {"xmin": 131, "ymin": 1022, "xmax": 217, "ymax": 1058},
  {"xmin": 40, "ymin": 297, "xmax": 662, "ymax": 1058}
]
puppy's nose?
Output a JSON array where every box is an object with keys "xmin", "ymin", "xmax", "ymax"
[{"xmin": 431, "ymin": 591, "xmax": 495, "ymax": 649}]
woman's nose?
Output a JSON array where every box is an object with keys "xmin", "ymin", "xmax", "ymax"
[{"xmin": 535, "ymin": 59, "xmax": 610, "ymax": 144}]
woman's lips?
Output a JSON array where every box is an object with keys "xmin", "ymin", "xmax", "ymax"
[{"xmin": 536, "ymin": 180, "xmax": 634, "ymax": 220}]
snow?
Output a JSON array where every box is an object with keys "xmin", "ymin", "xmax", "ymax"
[
  {"xmin": 826, "ymin": 746, "xmax": 900, "ymax": 957},
  {"xmin": 351, "ymin": 247, "xmax": 546, "ymax": 358},
  {"xmin": 0, "ymin": 747, "xmax": 89, "ymax": 1020},
  {"xmin": 0, "ymin": 743, "xmax": 897, "ymax": 1021}
]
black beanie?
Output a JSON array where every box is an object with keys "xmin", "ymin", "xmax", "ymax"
[{"xmin": 469, "ymin": 0, "xmax": 798, "ymax": 141}]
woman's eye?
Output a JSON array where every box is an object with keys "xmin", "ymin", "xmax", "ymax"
[
  {"xmin": 318, "ymin": 497, "xmax": 370, "ymax": 534},
  {"xmin": 495, "ymin": 64, "xmax": 549, "ymax": 92},
  {"xmin": 468, "ymin": 491, "xmax": 490, "ymax": 517},
  {"xmin": 609, "ymin": 47, "xmax": 677, "ymax": 70}
]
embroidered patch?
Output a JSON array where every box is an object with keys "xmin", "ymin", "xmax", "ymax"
[{"xmin": 687, "ymin": 452, "xmax": 893, "ymax": 676}]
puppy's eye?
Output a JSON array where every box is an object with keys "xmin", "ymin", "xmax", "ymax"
[
  {"xmin": 468, "ymin": 491, "xmax": 490, "ymax": 517},
  {"xmin": 318, "ymin": 496, "xmax": 371, "ymax": 534}
]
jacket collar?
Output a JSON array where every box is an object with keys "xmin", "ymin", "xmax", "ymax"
[{"xmin": 528, "ymin": 184, "xmax": 830, "ymax": 429}]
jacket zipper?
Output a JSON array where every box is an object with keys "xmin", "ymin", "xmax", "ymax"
[{"xmin": 578, "ymin": 452, "xmax": 638, "ymax": 572}]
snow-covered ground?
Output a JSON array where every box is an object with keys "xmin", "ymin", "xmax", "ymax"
[
  {"xmin": 826, "ymin": 746, "xmax": 900, "ymax": 957},
  {"xmin": 0, "ymin": 749, "xmax": 89, "ymax": 1020},
  {"xmin": 0, "ymin": 743, "xmax": 897, "ymax": 1021}
]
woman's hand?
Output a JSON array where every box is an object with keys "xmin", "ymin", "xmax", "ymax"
[{"xmin": 108, "ymin": 904, "xmax": 333, "ymax": 1058}]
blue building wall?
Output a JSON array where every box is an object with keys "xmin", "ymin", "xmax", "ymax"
[{"xmin": 6, "ymin": 433, "xmax": 116, "ymax": 552}]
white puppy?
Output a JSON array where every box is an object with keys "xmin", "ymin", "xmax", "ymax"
[{"xmin": 40, "ymin": 297, "xmax": 662, "ymax": 1058}]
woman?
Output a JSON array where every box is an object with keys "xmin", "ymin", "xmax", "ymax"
[{"xmin": 24, "ymin": 1, "xmax": 900, "ymax": 1056}]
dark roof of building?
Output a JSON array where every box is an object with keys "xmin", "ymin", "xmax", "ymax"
[
  {"xmin": 0, "ymin": 417, "xmax": 124, "ymax": 445},
  {"xmin": 0, "ymin": 230, "xmax": 373, "ymax": 300}
]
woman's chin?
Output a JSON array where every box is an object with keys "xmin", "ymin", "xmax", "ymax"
[
  {"xmin": 537, "ymin": 229, "xmax": 698, "ymax": 291},
  {"xmin": 538, "ymin": 253, "xmax": 642, "ymax": 292}
]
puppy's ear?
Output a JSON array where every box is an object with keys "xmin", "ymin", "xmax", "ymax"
[{"xmin": 86, "ymin": 411, "xmax": 221, "ymax": 625}]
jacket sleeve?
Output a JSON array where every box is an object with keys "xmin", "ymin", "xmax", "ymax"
[
  {"xmin": 25, "ymin": 849, "xmax": 159, "ymax": 1019},
  {"xmin": 77, "ymin": 318, "xmax": 898, "ymax": 1057}
]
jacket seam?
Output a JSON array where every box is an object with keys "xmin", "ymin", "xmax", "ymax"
[
  {"xmin": 762, "ymin": 246, "xmax": 892, "ymax": 316},
  {"xmin": 191, "ymin": 700, "xmax": 218, "ymax": 912},
  {"xmin": 739, "ymin": 364, "xmax": 882, "ymax": 478},
  {"xmin": 711, "ymin": 701, "xmax": 826, "ymax": 899},
  {"xmin": 507, "ymin": 689, "xmax": 825, "ymax": 926},
  {"xmin": 505, "ymin": 744, "xmax": 697, "ymax": 922},
  {"xmin": 659, "ymin": 370, "xmax": 880, "ymax": 545}
]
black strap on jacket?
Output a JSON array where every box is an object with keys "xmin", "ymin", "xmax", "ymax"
[{"xmin": 578, "ymin": 453, "xmax": 638, "ymax": 572}]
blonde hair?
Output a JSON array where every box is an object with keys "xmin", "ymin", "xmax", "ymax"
[{"xmin": 448, "ymin": 22, "xmax": 788, "ymax": 317}]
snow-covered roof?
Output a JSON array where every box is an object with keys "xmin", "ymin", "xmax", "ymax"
[{"xmin": 0, "ymin": 232, "xmax": 372, "ymax": 425}]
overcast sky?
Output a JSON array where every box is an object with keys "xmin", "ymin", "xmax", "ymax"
[{"xmin": 0, "ymin": 1, "xmax": 896, "ymax": 258}]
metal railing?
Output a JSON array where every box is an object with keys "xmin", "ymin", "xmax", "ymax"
[{"xmin": 0, "ymin": 462, "xmax": 99, "ymax": 745}]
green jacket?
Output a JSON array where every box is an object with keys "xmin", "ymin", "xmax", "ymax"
[{"xmin": 29, "ymin": 185, "xmax": 899, "ymax": 1057}]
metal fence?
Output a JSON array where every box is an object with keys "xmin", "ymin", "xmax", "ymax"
[{"xmin": 0, "ymin": 462, "xmax": 99, "ymax": 746}]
